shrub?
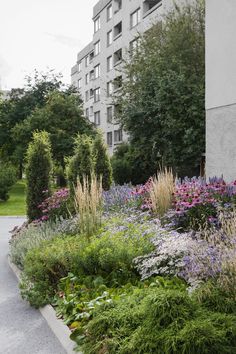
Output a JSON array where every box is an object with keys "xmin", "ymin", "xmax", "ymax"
[
  {"xmin": 74, "ymin": 175, "xmax": 103, "ymax": 238},
  {"xmin": 93, "ymin": 131, "xmax": 112, "ymax": 190},
  {"xmin": 25, "ymin": 131, "xmax": 53, "ymax": 222},
  {"xmin": 67, "ymin": 134, "xmax": 94, "ymax": 195},
  {"xmin": 0, "ymin": 162, "xmax": 17, "ymax": 201},
  {"xmin": 10, "ymin": 217, "xmax": 79, "ymax": 269},
  {"xmin": 111, "ymin": 143, "xmax": 133, "ymax": 185},
  {"xmin": 21, "ymin": 236, "xmax": 81, "ymax": 307},
  {"xmin": 79, "ymin": 284, "xmax": 236, "ymax": 354},
  {"xmin": 20, "ymin": 215, "xmax": 154, "ymax": 307}
]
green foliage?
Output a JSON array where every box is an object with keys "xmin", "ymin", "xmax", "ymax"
[
  {"xmin": 93, "ymin": 131, "xmax": 112, "ymax": 190},
  {"xmin": 0, "ymin": 71, "xmax": 62, "ymax": 175},
  {"xmin": 10, "ymin": 217, "xmax": 78, "ymax": 269},
  {"xmin": 116, "ymin": 1, "xmax": 205, "ymax": 183},
  {"xmin": 0, "ymin": 162, "xmax": 17, "ymax": 201},
  {"xmin": 20, "ymin": 217, "xmax": 153, "ymax": 307},
  {"xmin": 111, "ymin": 143, "xmax": 133, "ymax": 184},
  {"xmin": 194, "ymin": 281, "xmax": 236, "ymax": 314},
  {"xmin": 79, "ymin": 283, "xmax": 236, "ymax": 354},
  {"xmin": 25, "ymin": 131, "xmax": 53, "ymax": 221},
  {"xmin": 13, "ymin": 91, "xmax": 94, "ymax": 185},
  {"xmin": 67, "ymin": 134, "xmax": 94, "ymax": 194}
]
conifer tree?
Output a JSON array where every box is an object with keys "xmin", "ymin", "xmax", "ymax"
[
  {"xmin": 25, "ymin": 131, "xmax": 53, "ymax": 221},
  {"xmin": 93, "ymin": 131, "xmax": 112, "ymax": 190}
]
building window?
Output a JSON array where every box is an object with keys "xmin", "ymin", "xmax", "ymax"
[
  {"xmin": 94, "ymin": 64, "xmax": 100, "ymax": 79},
  {"xmin": 90, "ymin": 106, "xmax": 93, "ymax": 116},
  {"xmin": 114, "ymin": 0, "xmax": 122, "ymax": 14},
  {"xmin": 107, "ymin": 4, "xmax": 112, "ymax": 21},
  {"xmin": 94, "ymin": 87, "xmax": 100, "ymax": 102},
  {"xmin": 94, "ymin": 16, "xmax": 100, "ymax": 33},
  {"xmin": 85, "ymin": 90, "xmax": 89, "ymax": 102},
  {"xmin": 114, "ymin": 48, "xmax": 122, "ymax": 66},
  {"xmin": 107, "ymin": 30, "xmax": 112, "ymax": 47},
  {"xmin": 107, "ymin": 132, "xmax": 113, "ymax": 146},
  {"xmin": 78, "ymin": 61, "xmax": 82, "ymax": 72},
  {"xmin": 143, "ymin": 0, "xmax": 161, "ymax": 14},
  {"xmin": 131, "ymin": 8, "xmax": 141, "ymax": 28},
  {"xmin": 89, "ymin": 70, "xmax": 94, "ymax": 81},
  {"xmin": 114, "ymin": 129, "xmax": 123, "ymax": 143},
  {"xmin": 107, "ymin": 106, "xmax": 113, "ymax": 123},
  {"xmin": 113, "ymin": 76, "xmax": 122, "ymax": 91},
  {"xmin": 114, "ymin": 21, "xmax": 122, "ymax": 38},
  {"xmin": 90, "ymin": 89, "xmax": 94, "ymax": 99},
  {"xmin": 94, "ymin": 41, "xmax": 100, "ymax": 56},
  {"xmin": 107, "ymin": 56, "xmax": 113, "ymax": 72},
  {"xmin": 94, "ymin": 111, "xmax": 101, "ymax": 126},
  {"xmin": 89, "ymin": 51, "xmax": 94, "ymax": 62},
  {"xmin": 107, "ymin": 81, "xmax": 113, "ymax": 97},
  {"xmin": 85, "ymin": 108, "xmax": 89, "ymax": 118},
  {"xmin": 78, "ymin": 78, "xmax": 82, "ymax": 89},
  {"xmin": 85, "ymin": 56, "xmax": 89, "ymax": 67},
  {"xmin": 85, "ymin": 73, "xmax": 89, "ymax": 85}
]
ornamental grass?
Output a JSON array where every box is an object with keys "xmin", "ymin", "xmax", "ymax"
[
  {"xmin": 74, "ymin": 175, "xmax": 103, "ymax": 239},
  {"xmin": 149, "ymin": 168, "xmax": 175, "ymax": 217}
]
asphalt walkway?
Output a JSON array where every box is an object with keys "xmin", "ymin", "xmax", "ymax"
[{"xmin": 0, "ymin": 217, "xmax": 66, "ymax": 354}]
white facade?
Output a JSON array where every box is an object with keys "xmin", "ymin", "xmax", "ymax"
[
  {"xmin": 72, "ymin": 0, "xmax": 175, "ymax": 154},
  {"xmin": 206, "ymin": 0, "xmax": 236, "ymax": 181}
]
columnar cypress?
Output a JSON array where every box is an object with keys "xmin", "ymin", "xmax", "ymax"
[
  {"xmin": 25, "ymin": 131, "xmax": 53, "ymax": 222},
  {"xmin": 93, "ymin": 131, "xmax": 112, "ymax": 190},
  {"xmin": 67, "ymin": 134, "xmax": 94, "ymax": 195}
]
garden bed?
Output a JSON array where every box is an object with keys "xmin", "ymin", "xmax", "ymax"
[{"xmin": 10, "ymin": 177, "xmax": 236, "ymax": 354}]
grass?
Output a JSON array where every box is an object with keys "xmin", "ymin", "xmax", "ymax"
[{"xmin": 0, "ymin": 180, "xmax": 26, "ymax": 216}]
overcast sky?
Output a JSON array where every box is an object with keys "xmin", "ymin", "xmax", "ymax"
[{"xmin": 0, "ymin": 0, "xmax": 98, "ymax": 90}]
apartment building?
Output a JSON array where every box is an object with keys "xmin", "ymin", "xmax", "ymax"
[{"xmin": 71, "ymin": 0, "xmax": 175, "ymax": 153}]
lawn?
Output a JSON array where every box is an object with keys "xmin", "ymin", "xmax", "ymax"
[{"xmin": 0, "ymin": 180, "xmax": 26, "ymax": 216}]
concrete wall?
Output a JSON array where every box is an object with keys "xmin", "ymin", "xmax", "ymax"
[{"xmin": 206, "ymin": 0, "xmax": 236, "ymax": 181}]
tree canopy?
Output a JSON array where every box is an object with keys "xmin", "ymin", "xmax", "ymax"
[
  {"xmin": 115, "ymin": 0, "xmax": 205, "ymax": 183},
  {"xmin": 0, "ymin": 71, "xmax": 94, "ymax": 180}
]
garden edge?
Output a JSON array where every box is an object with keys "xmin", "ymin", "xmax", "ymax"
[{"xmin": 8, "ymin": 255, "xmax": 81, "ymax": 354}]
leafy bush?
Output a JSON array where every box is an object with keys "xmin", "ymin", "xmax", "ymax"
[
  {"xmin": 25, "ymin": 131, "xmax": 53, "ymax": 222},
  {"xmin": 20, "ymin": 215, "xmax": 154, "ymax": 307},
  {"xmin": 10, "ymin": 217, "xmax": 79, "ymax": 269},
  {"xmin": 0, "ymin": 162, "xmax": 17, "ymax": 201},
  {"xmin": 93, "ymin": 131, "xmax": 112, "ymax": 190},
  {"xmin": 79, "ymin": 281, "xmax": 236, "ymax": 354}
]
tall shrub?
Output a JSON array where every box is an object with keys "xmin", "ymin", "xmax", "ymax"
[
  {"xmin": 93, "ymin": 131, "xmax": 112, "ymax": 190},
  {"xmin": 25, "ymin": 131, "xmax": 53, "ymax": 222},
  {"xmin": 67, "ymin": 134, "xmax": 94, "ymax": 195}
]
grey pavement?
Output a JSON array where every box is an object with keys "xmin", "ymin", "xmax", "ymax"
[{"xmin": 0, "ymin": 217, "xmax": 66, "ymax": 354}]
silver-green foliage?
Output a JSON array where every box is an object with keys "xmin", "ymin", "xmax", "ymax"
[{"xmin": 10, "ymin": 217, "xmax": 78, "ymax": 269}]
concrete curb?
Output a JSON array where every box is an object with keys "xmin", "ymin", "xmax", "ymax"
[{"xmin": 8, "ymin": 256, "xmax": 79, "ymax": 354}]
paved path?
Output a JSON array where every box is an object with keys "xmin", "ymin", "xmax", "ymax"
[{"xmin": 0, "ymin": 217, "xmax": 66, "ymax": 354}]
